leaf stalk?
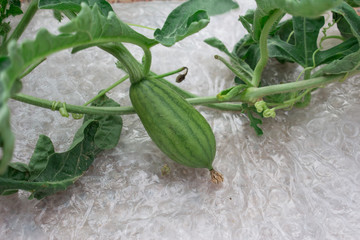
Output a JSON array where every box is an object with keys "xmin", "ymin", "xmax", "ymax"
[{"xmin": 252, "ymin": 9, "xmax": 284, "ymax": 87}]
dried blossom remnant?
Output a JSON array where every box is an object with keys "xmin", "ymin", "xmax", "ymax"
[
  {"xmin": 175, "ymin": 67, "xmax": 188, "ymax": 83},
  {"xmin": 210, "ymin": 169, "xmax": 224, "ymax": 184}
]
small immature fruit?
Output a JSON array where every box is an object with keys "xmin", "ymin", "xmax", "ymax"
[{"xmin": 130, "ymin": 77, "xmax": 220, "ymax": 181}]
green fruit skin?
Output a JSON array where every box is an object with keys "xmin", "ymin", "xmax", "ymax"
[{"xmin": 130, "ymin": 78, "xmax": 216, "ymax": 169}]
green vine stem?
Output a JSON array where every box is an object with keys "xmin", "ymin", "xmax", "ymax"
[
  {"xmin": 84, "ymin": 75, "xmax": 129, "ymax": 106},
  {"xmin": 242, "ymin": 73, "xmax": 351, "ymax": 102},
  {"xmin": 322, "ymin": 35, "xmax": 345, "ymax": 41},
  {"xmin": 62, "ymin": 12, "xmax": 152, "ymax": 82},
  {"xmin": 12, "ymin": 72, "xmax": 357, "ymax": 116},
  {"xmin": 153, "ymin": 67, "xmax": 187, "ymax": 79},
  {"xmin": 19, "ymin": 58, "xmax": 46, "ymax": 79},
  {"xmin": 252, "ymin": 9, "xmax": 284, "ymax": 87},
  {"xmin": 84, "ymin": 67, "xmax": 187, "ymax": 108},
  {"xmin": 154, "ymin": 77, "xmax": 244, "ymax": 111},
  {"xmin": 100, "ymin": 43, "xmax": 150, "ymax": 83},
  {"xmin": 62, "ymin": 10, "xmax": 77, "ymax": 20},
  {"xmin": 12, "ymin": 93, "xmax": 136, "ymax": 115},
  {"xmin": 286, "ymin": 31, "xmax": 294, "ymax": 43},
  {"xmin": 141, "ymin": 46, "xmax": 152, "ymax": 76},
  {"xmin": 125, "ymin": 22, "xmax": 156, "ymax": 31},
  {"xmin": 0, "ymin": 0, "xmax": 39, "ymax": 54},
  {"xmin": 214, "ymin": 55, "xmax": 253, "ymax": 86},
  {"xmin": 11, "ymin": 93, "xmax": 242, "ymax": 116}
]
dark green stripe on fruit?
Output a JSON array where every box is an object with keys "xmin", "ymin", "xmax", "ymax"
[
  {"xmin": 146, "ymin": 80, "xmax": 214, "ymax": 160},
  {"xmin": 131, "ymin": 80, "xmax": 211, "ymax": 166},
  {"xmin": 130, "ymin": 78, "xmax": 216, "ymax": 169},
  {"xmin": 130, "ymin": 82, "xmax": 193, "ymax": 163},
  {"xmin": 133, "ymin": 84, "xmax": 196, "ymax": 162}
]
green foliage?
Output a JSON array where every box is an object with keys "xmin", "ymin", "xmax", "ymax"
[
  {"xmin": 0, "ymin": 0, "xmax": 23, "ymax": 44},
  {"xmin": 58, "ymin": 4, "xmax": 156, "ymax": 47},
  {"xmin": 267, "ymin": 16, "xmax": 325, "ymax": 68},
  {"xmin": 2, "ymin": 2, "xmax": 155, "ymax": 96},
  {"xmin": 0, "ymin": 104, "xmax": 14, "ymax": 175},
  {"xmin": 255, "ymin": 0, "xmax": 343, "ymax": 18},
  {"xmin": 204, "ymin": 38, "xmax": 253, "ymax": 85},
  {"xmin": 232, "ymin": 1, "xmax": 360, "ymax": 74},
  {"xmin": 344, "ymin": 0, "xmax": 360, "ymax": 6},
  {"xmin": 247, "ymin": 0, "xmax": 342, "ymax": 42},
  {"xmin": 0, "ymin": 0, "xmax": 23, "ymax": 20},
  {"xmin": 0, "ymin": 121, "xmax": 99, "ymax": 199},
  {"xmin": 52, "ymin": 9, "xmax": 63, "ymax": 22},
  {"xmin": 204, "ymin": 37, "xmax": 233, "ymax": 58},
  {"xmin": 154, "ymin": 0, "xmax": 238, "ymax": 46},
  {"xmin": 83, "ymin": 93, "xmax": 123, "ymax": 150},
  {"xmin": 233, "ymin": 34, "xmax": 259, "ymax": 69},
  {"xmin": 0, "ymin": 3, "xmax": 156, "ymax": 173},
  {"xmin": 39, "ymin": 0, "xmax": 113, "ymax": 16},
  {"xmin": 0, "ymin": 0, "xmax": 22, "ymax": 20},
  {"xmin": 0, "ymin": 55, "xmax": 9, "ymax": 70},
  {"xmin": 238, "ymin": 10, "xmax": 255, "ymax": 36},
  {"xmin": 333, "ymin": 2, "xmax": 360, "ymax": 40},
  {"xmin": 314, "ymin": 2, "xmax": 360, "ymax": 76},
  {"xmin": 315, "ymin": 51, "xmax": 360, "ymax": 75},
  {"xmin": 0, "ymin": 0, "xmax": 239, "ymax": 195},
  {"xmin": 0, "ymin": 94, "xmax": 122, "ymax": 199},
  {"xmin": 242, "ymin": 104, "xmax": 263, "ymax": 136},
  {"xmin": 234, "ymin": 16, "xmax": 329, "ymax": 69},
  {"xmin": 294, "ymin": 92, "xmax": 312, "ymax": 108},
  {"xmin": 207, "ymin": 0, "xmax": 360, "ymax": 135}
]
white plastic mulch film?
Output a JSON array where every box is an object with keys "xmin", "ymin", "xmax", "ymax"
[{"xmin": 1, "ymin": 1, "xmax": 360, "ymax": 239}]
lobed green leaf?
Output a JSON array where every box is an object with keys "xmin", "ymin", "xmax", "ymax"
[
  {"xmin": 204, "ymin": 37, "xmax": 233, "ymax": 57},
  {"xmin": 0, "ymin": 94, "xmax": 122, "ymax": 199},
  {"xmin": 39, "ymin": 0, "xmax": 113, "ymax": 16},
  {"xmin": 238, "ymin": 10, "xmax": 256, "ymax": 36},
  {"xmin": 233, "ymin": 16, "xmax": 326, "ymax": 69},
  {"xmin": 242, "ymin": 104, "xmax": 263, "ymax": 136},
  {"xmin": 154, "ymin": 0, "xmax": 239, "ymax": 47},
  {"xmin": 255, "ymin": 0, "xmax": 343, "ymax": 18},
  {"xmin": 333, "ymin": 12, "xmax": 354, "ymax": 39},
  {"xmin": 267, "ymin": 16, "xmax": 325, "ymax": 68},
  {"xmin": 315, "ymin": 37, "xmax": 359, "ymax": 66},
  {"xmin": 314, "ymin": 2, "xmax": 360, "ymax": 76},
  {"xmin": 0, "ymin": 162, "xmax": 30, "ymax": 195},
  {"xmin": 6, "ymin": 4, "xmax": 23, "ymax": 17},
  {"xmin": 0, "ymin": 0, "xmax": 23, "ymax": 45},
  {"xmin": 0, "ymin": 0, "xmax": 23, "ymax": 19},
  {"xmin": 0, "ymin": 3, "xmax": 155, "ymax": 172},
  {"xmin": 314, "ymin": 50, "xmax": 360, "ymax": 76},
  {"xmin": 333, "ymin": 2, "xmax": 360, "ymax": 40},
  {"xmin": 83, "ymin": 93, "xmax": 122, "ymax": 150},
  {"xmin": 344, "ymin": 0, "xmax": 360, "ymax": 6},
  {"xmin": 0, "ymin": 121, "xmax": 98, "ymax": 198}
]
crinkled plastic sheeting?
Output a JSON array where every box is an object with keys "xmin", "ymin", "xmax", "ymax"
[{"xmin": 1, "ymin": 1, "xmax": 360, "ymax": 239}]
